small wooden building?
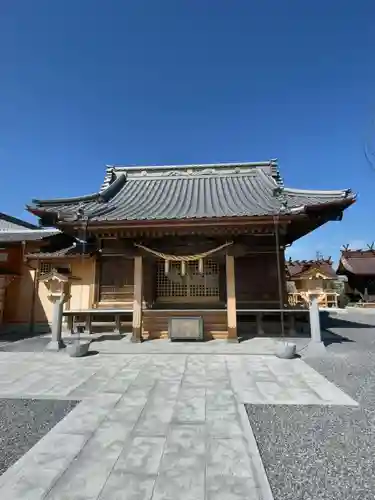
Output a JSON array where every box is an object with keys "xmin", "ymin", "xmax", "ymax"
[
  {"xmin": 337, "ymin": 247, "xmax": 375, "ymax": 305},
  {"xmin": 286, "ymin": 258, "xmax": 339, "ymax": 308},
  {"xmin": 26, "ymin": 160, "xmax": 355, "ymax": 340},
  {"xmin": 0, "ymin": 212, "xmax": 68, "ymax": 332}
]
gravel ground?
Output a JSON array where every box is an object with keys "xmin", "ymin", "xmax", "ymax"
[
  {"xmin": 0, "ymin": 399, "xmax": 79, "ymax": 475},
  {"xmin": 247, "ymin": 314, "xmax": 375, "ymax": 500}
]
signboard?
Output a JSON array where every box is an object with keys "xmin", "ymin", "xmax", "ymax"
[{"xmin": 168, "ymin": 317, "xmax": 204, "ymax": 341}]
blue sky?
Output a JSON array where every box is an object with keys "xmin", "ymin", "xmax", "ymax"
[{"xmin": 1, "ymin": 0, "xmax": 375, "ymax": 262}]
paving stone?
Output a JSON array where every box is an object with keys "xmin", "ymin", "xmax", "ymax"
[
  {"xmin": 134, "ymin": 390, "xmax": 179, "ymax": 436},
  {"xmin": 206, "ymin": 475, "xmax": 261, "ymax": 500},
  {"xmin": 105, "ymin": 404, "xmax": 146, "ymax": 424},
  {"xmin": 0, "ymin": 349, "xmax": 359, "ymax": 500},
  {"xmin": 98, "ymin": 471, "xmax": 156, "ymax": 500},
  {"xmin": 114, "ymin": 436, "xmax": 166, "ymax": 475},
  {"xmin": 206, "ymin": 412, "xmax": 243, "ymax": 438},
  {"xmin": 173, "ymin": 387, "xmax": 205, "ymax": 423},
  {"xmin": 207, "ymin": 437, "xmax": 256, "ymax": 479},
  {"xmin": 1, "ymin": 467, "xmax": 63, "ymax": 500},
  {"xmin": 52, "ymin": 405, "xmax": 109, "ymax": 435},
  {"xmin": 152, "ymin": 468, "xmax": 205, "ymax": 500},
  {"xmin": 159, "ymin": 424, "xmax": 205, "ymax": 471}
]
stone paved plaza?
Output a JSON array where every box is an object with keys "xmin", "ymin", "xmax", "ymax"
[{"xmin": 0, "ymin": 349, "xmax": 357, "ymax": 500}]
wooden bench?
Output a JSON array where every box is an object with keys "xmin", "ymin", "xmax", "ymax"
[{"xmin": 63, "ymin": 309, "xmax": 133, "ymax": 334}]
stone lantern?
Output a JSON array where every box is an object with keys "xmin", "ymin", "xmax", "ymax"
[{"xmin": 39, "ymin": 269, "xmax": 72, "ymax": 351}]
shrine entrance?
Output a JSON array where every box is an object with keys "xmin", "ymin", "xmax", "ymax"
[{"xmin": 155, "ymin": 258, "xmax": 220, "ymax": 304}]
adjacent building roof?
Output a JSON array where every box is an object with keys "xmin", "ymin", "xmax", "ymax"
[
  {"xmin": 286, "ymin": 258, "xmax": 337, "ymax": 279},
  {"xmin": 0, "ymin": 229, "xmax": 61, "ymax": 243},
  {"xmin": 0, "ymin": 212, "xmax": 38, "ymax": 231},
  {"xmin": 27, "ymin": 161, "xmax": 355, "ymax": 225},
  {"xmin": 0, "ymin": 212, "xmax": 59, "ymax": 243},
  {"xmin": 337, "ymin": 249, "xmax": 375, "ymax": 276}
]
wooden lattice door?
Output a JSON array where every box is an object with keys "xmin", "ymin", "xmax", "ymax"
[
  {"xmin": 98, "ymin": 257, "xmax": 134, "ymax": 303},
  {"xmin": 155, "ymin": 259, "xmax": 220, "ymax": 302}
]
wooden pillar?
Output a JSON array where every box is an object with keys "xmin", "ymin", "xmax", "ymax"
[
  {"xmin": 226, "ymin": 254, "xmax": 237, "ymax": 341},
  {"xmin": 132, "ymin": 255, "xmax": 143, "ymax": 343}
]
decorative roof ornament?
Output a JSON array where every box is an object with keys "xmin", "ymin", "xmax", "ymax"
[
  {"xmin": 272, "ymin": 185, "xmax": 289, "ymax": 213},
  {"xmin": 270, "ymin": 158, "xmax": 284, "ymax": 187}
]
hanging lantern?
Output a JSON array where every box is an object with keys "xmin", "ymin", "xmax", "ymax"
[
  {"xmin": 164, "ymin": 259, "xmax": 170, "ymax": 275},
  {"xmin": 198, "ymin": 258, "xmax": 204, "ymax": 274},
  {"xmin": 180, "ymin": 260, "xmax": 186, "ymax": 276}
]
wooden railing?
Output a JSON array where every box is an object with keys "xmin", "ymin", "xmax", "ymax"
[{"xmin": 288, "ymin": 291, "xmax": 338, "ymax": 308}]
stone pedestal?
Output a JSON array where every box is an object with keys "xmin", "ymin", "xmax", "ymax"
[{"xmin": 39, "ymin": 270, "xmax": 71, "ymax": 352}]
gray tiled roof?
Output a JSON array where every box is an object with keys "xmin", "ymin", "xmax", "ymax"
[
  {"xmin": 0, "ymin": 229, "xmax": 59, "ymax": 243},
  {"xmin": 0, "ymin": 212, "xmax": 38, "ymax": 231},
  {"xmin": 28, "ymin": 161, "xmax": 355, "ymax": 223}
]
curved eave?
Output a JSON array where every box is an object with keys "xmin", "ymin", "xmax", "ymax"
[
  {"xmin": 284, "ymin": 187, "xmax": 353, "ymax": 197},
  {"xmin": 303, "ymin": 195, "xmax": 356, "ymax": 213},
  {"xmin": 62, "ymin": 214, "xmax": 296, "ymax": 229},
  {"xmin": 338, "ymin": 256, "xmax": 375, "ymax": 277},
  {"xmin": 286, "ymin": 195, "xmax": 356, "ymax": 217},
  {"xmin": 28, "ymin": 173, "xmax": 127, "ymax": 209},
  {"xmin": 339, "ymin": 257, "xmax": 355, "ymax": 275}
]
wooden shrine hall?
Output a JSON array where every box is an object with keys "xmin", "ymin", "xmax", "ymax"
[
  {"xmin": 26, "ymin": 160, "xmax": 355, "ymax": 341},
  {"xmin": 337, "ymin": 245, "xmax": 375, "ymax": 306}
]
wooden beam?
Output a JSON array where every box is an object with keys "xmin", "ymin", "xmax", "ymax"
[
  {"xmin": 132, "ymin": 255, "xmax": 143, "ymax": 342},
  {"xmin": 88, "ymin": 257, "xmax": 96, "ymax": 308},
  {"xmin": 225, "ymin": 254, "xmax": 237, "ymax": 341}
]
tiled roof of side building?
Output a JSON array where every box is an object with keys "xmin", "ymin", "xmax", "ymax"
[
  {"xmin": 0, "ymin": 213, "xmax": 59, "ymax": 242},
  {"xmin": 0, "ymin": 212, "xmax": 39, "ymax": 231},
  {"xmin": 27, "ymin": 161, "xmax": 356, "ymax": 223},
  {"xmin": 0, "ymin": 229, "xmax": 60, "ymax": 243}
]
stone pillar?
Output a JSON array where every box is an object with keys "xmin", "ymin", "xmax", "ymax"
[
  {"xmin": 226, "ymin": 253, "xmax": 237, "ymax": 342},
  {"xmin": 288, "ymin": 314, "xmax": 296, "ymax": 336},
  {"xmin": 132, "ymin": 255, "xmax": 143, "ymax": 343},
  {"xmin": 305, "ymin": 292, "xmax": 326, "ymax": 356},
  {"xmin": 39, "ymin": 270, "xmax": 72, "ymax": 352},
  {"xmin": 256, "ymin": 312, "xmax": 264, "ymax": 336},
  {"xmin": 47, "ymin": 295, "xmax": 66, "ymax": 351}
]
